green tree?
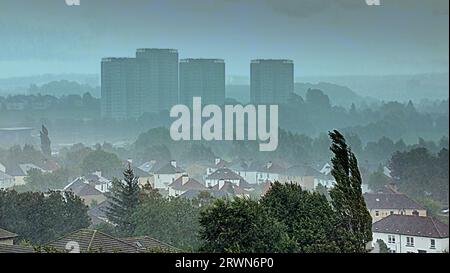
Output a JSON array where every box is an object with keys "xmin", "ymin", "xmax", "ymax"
[
  {"xmin": 133, "ymin": 195, "xmax": 201, "ymax": 251},
  {"xmin": 199, "ymin": 198, "xmax": 290, "ymax": 253},
  {"xmin": 328, "ymin": 130, "xmax": 372, "ymax": 253},
  {"xmin": 81, "ymin": 148, "xmax": 122, "ymax": 177},
  {"xmin": 367, "ymin": 164, "xmax": 391, "ymax": 192},
  {"xmin": 105, "ymin": 164, "xmax": 141, "ymax": 236},
  {"xmin": 261, "ymin": 182, "xmax": 339, "ymax": 253},
  {"xmin": 0, "ymin": 190, "xmax": 90, "ymax": 245},
  {"xmin": 40, "ymin": 125, "xmax": 52, "ymax": 158}
]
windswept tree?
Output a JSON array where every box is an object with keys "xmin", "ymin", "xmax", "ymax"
[
  {"xmin": 328, "ymin": 130, "xmax": 372, "ymax": 252},
  {"xmin": 40, "ymin": 125, "xmax": 52, "ymax": 158},
  {"xmin": 105, "ymin": 164, "xmax": 141, "ymax": 236}
]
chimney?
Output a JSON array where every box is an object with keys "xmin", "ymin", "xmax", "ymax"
[
  {"xmin": 94, "ymin": 171, "xmax": 102, "ymax": 177},
  {"xmin": 170, "ymin": 160, "xmax": 177, "ymax": 168},
  {"xmin": 182, "ymin": 175, "xmax": 189, "ymax": 185},
  {"xmin": 215, "ymin": 158, "xmax": 221, "ymax": 165}
]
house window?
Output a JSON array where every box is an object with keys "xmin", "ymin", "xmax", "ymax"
[
  {"xmin": 430, "ymin": 239, "xmax": 436, "ymax": 249},
  {"xmin": 375, "ymin": 211, "xmax": 380, "ymax": 217},
  {"xmin": 390, "ymin": 211, "xmax": 394, "ymax": 215},
  {"xmin": 406, "ymin": 237, "xmax": 415, "ymax": 247},
  {"xmin": 388, "ymin": 235, "xmax": 396, "ymax": 244}
]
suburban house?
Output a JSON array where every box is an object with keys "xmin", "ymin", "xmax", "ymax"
[
  {"xmin": 0, "ymin": 228, "xmax": 17, "ymax": 245},
  {"xmin": 278, "ymin": 164, "xmax": 328, "ymax": 191},
  {"xmin": 153, "ymin": 160, "xmax": 186, "ymax": 190},
  {"xmin": 204, "ymin": 167, "xmax": 247, "ymax": 189},
  {"xmin": 364, "ymin": 192, "xmax": 427, "ymax": 223},
  {"xmin": 210, "ymin": 181, "xmax": 251, "ymax": 198},
  {"xmin": 64, "ymin": 171, "xmax": 112, "ymax": 195},
  {"xmin": 0, "ymin": 228, "xmax": 35, "ymax": 253},
  {"xmin": 206, "ymin": 158, "xmax": 230, "ymax": 176},
  {"xmin": 0, "ymin": 169, "xmax": 14, "ymax": 189},
  {"xmin": 84, "ymin": 171, "xmax": 112, "ymax": 193},
  {"xmin": 64, "ymin": 177, "xmax": 106, "ymax": 206},
  {"xmin": 229, "ymin": 160, "xmax": 259, "ymax": 185},
  {"xmin": 372, "ymin": 215, "xmax": 449, "ymax": 253},
  {"xmin": 45, "ymin": 229, "xmax": 140, "ymax": 253},
  {"xmin": 255, "ymin": 161, "xmax": 286, "ymax": 184},
  {"xmin": 168, "ymin": 175, "xmax": 206, "ymax": 197}
]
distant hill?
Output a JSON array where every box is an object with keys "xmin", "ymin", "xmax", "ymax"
[
  {"xmin": 0, "ymin": 74, "xmax": 99, "ymax": 95},
  {"xmin": 294, "ymin": 82, "xmax": 369, "ymax": 107},
  {"xmin": 226, "ymin": 82, "xmax": 368, "ymax": 107}
]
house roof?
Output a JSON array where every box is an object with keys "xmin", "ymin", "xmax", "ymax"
[
  {"xmin": 121, "ymin": 236, "xmax": 178, "ymax": 252},
  {"xmin": 364, "ymin": 193, "xmax": 425, "ymax": 210},
  {"xmin": 45, "ymin": 229, "xmax": 139, "ymax": 253},
  {"xmin": 206, "ymin": 168, "xmax": 244, "ymax": 181},
  {"xmin": 0, "ymin": 228, "xmax": 18, "ymax": 240},
  {"xmin": 283, "ymin": 164, "xmax": 324, "ymax": 177},
  {"xmin": 0, "ymin": 244, "xmax": 34, "ymax": 253},
  {"xmin": 5, "ymin": 164, "xmax": 26, "ymax": 176},
  {"xmin": 212, "ymin": 181, "xmax": 249, "ymax": 196},
  {"xmin": 168, "ymin": 176, "xmax": 206, "ymax": 191},
  {"xmin": 259, "ymin": 161, "xmax": 287, "ymax": 174},
  {"xmin": 372, "ymin": 215, "xmax": 449, "ymax": 238},
  {"xmin": 155, "ymin": 163, "xmax": 185, "ymax": 174},
  {"xmin": 87, "ymin": 201, "xmax": 110, "ymax": 227},
  {"xmin": 75, "ymin": 183, "xmax": 104, "ymax": 197}
]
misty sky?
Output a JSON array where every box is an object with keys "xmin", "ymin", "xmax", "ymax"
[{"xmin": 0, "ymin": 0, "xmax": 448, "ymax": 78}]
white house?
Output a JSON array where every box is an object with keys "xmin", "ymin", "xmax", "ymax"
[
  {"xmin": 0, "ymin": 170, "xmax": 14, "ymax": 189},
  {"xmin": 153, "ymin": 161, "xmax": 186, "ymax": 190},
  {"xmin": 63, "ymin": 171, "xmax": 112, "ymax": 193},
  {"xmin": 255, "ymin": 162, "xmax": 286, "ymax": 184},
  {"xmin": 372, "ymin": 215, "xmax": 449, "ymax": 253},
  {"xmin": 206, "ymin": 158, "xmax": 229, "ymax": 176}
]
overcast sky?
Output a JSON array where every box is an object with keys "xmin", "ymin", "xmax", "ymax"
[{"xmin": 0, "ymin": 0, "xmax": 448, "ymax": 78}]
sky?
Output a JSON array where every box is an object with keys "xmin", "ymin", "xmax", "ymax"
[{"xmin": 0, "ymin": 0, "xmax": 448, "ymax": 78}]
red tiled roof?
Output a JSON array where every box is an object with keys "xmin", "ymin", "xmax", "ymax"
[{"xmin": 169, "ymin": 176, "xmax": 206, "ymax": 191}]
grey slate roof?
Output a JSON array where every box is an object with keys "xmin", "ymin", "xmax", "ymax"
[
  {"xmin": 45, "ymin": 229, "xmax": 139, "ymax": 253},
  {"xmin": 168, "ymin": 177, "xmax": 206, "ymax": 191},
  {"xmin": 0, "ymin": 228, "xmax": 17, "ymax": 240},
  {"xmin": 0, "ymin": 244, "xmax": 34, "ymax": 253},
  {"xmin": 372, "ymin": 215, "xmax": 449, "ymax": 238},
  {"xmin": 364, "ymin": 193, "xmax": 425, "ymax": 210},
  {"xmin": 121, "ymin": 236, "xmax": 178, "ymax": 252},
  {"xmin": 155, "ymin": 163, "xmax": 185, "ymax": 174},
  {"xmin": 206, "ymin": 168, "xmax": 244, "ymax": 181}
]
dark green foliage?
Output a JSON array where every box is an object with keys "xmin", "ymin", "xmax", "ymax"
[
  {"xmin": 389, "ymin": 147, "xmax": 449, "ymax": 202},
  {"xmin": 199, "ymin": 198, "xmax": 289, "ymax": 253},
  {"xmin": 105, "ymin": 164, "xmax": 141, "ymax": 236},
  {"xmin": 133, "ymin": 196, "xmax": 201, "ymax": 251},
  {"xmin": 0, "ymin": 190, "xmax": 90, "ymax": 244},
  {"xmin": 40, "ymin": 125, "xmax": 52, "ymax": 158},
  {"xmin": 261, "ymin": 182, "xmax": 340, "ymax": 253},
  {"xmin": 328, "ymin": 130, "xmax": 372, "ymax": 252},
  {"xmin": 80, "ymin": 148, "xmax": 122, "ymax": 177},
  {"xmin": 367, "ymin": 164, "xmax": 391, "ymax": 192},
  {"xmin": 16, "ymin": 168, "xmax": 69, "ymax": 192},
  {"xmin": 376, "ymin": 239, "xmax": 390, "ymax": 253}
]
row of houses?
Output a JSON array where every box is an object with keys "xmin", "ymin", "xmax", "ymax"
[
  {"xmin": 0, "ymin": 160, "xmax": 59, "ymax": 188},
  {"xmin": 365, "ymin": 187, "xmax": 449, "ymax": 253}
]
